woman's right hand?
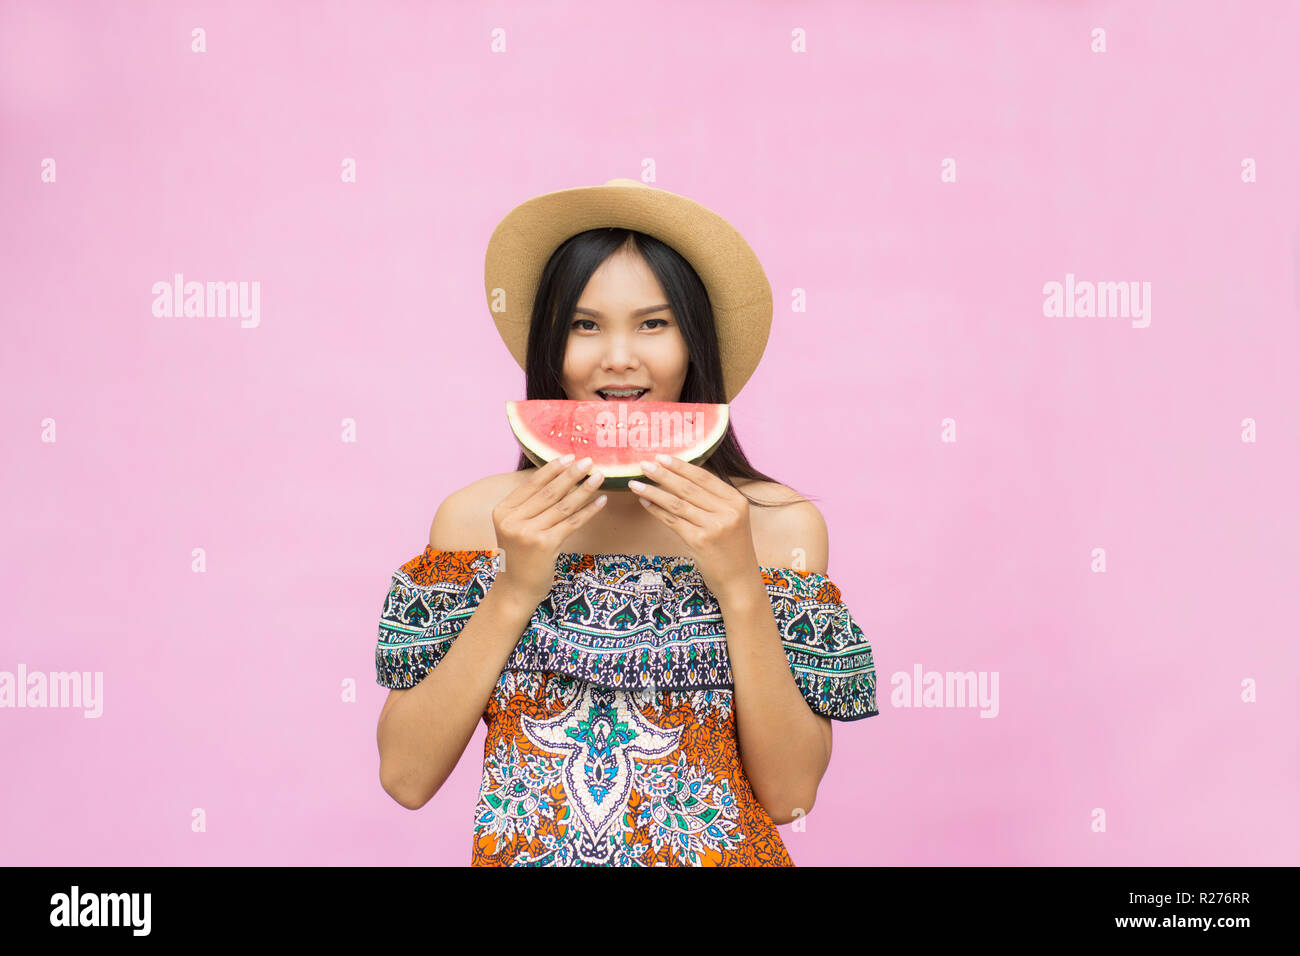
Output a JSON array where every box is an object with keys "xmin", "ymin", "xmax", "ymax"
[{"xmin": 490, "ymin": 454, "xmax": 606, "ymax": 608}]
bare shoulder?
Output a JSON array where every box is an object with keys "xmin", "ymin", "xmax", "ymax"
[
  {"xmin": 428, "ymin": 470, "xmax": 527, "ymax": 551},
  {"xmin": 737, "ymin": 480, "xmax": 829, "ymax": 573}
]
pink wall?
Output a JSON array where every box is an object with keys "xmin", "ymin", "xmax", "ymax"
[{"xmin": 1, "ymin": 0, "xmax": 1296, "ymax": 866}]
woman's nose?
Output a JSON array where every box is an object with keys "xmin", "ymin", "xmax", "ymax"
[{"xmin": 601, "ymin": 342, "xmax": 641, "ymax": 368}]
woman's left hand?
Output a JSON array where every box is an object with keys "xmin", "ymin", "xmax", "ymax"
[{"xmin": 629, "ymin": 453, "xmax": 760, "ymax": 602}]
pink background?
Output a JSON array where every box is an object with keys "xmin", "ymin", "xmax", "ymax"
[{"xmin": 2, "ymin": 0, "xmax": 1297, "ymax": 866}]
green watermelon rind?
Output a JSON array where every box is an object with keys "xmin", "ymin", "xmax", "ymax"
[{"xmin": 506, "ymin": 400, "xmax": 730, "ymax": 490}]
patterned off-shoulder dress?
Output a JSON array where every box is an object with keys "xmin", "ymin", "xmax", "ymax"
[{"xmin": 374, "ymin": 547, "xmax": 878, "ymax": 866}]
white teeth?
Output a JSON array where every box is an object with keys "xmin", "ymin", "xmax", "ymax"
[{"xmin": 598, "ymin": 389, "xmax": 647, "ymax": 399}]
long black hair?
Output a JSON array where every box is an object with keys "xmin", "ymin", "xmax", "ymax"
[{"xmin": 511, "ymin": 228, "xmax": 817, "ymax": 509}]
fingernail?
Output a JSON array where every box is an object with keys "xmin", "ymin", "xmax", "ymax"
[
  {"xmin": 641, "ymin": 460, "xmax": 658, "ymax": 473},
  {"xmin": 656, "ymin": 453, "xmax": 673, "ymax": 464},
  {"xmin": 560, "ymin": 453, "xmax": 575, "ymax": 464},
  {"xmin": 628, "ymin": 479, "xmax": 644, "ymax": 491}
]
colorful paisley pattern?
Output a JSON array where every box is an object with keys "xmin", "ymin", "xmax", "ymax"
[{"xmin": 375, "ymin": 548, "xmax": 878, "ymax": 866}]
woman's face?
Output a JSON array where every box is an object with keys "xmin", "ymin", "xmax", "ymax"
[{"xmin": 561, "ymin": 247, "xmax": 689, "ymax": 404}]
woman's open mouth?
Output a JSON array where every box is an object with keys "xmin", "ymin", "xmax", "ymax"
[{"xmin": 596, "ymin": 388, "xmax": 650, "ymax": 401}]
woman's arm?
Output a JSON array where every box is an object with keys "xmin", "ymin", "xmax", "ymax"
[
  {"xmin": 377, "ymin": 581, "xmax": 539, "ymax": 809},
  {"xmin": 376, "ymin": 488, "xmax": 536, "ymax": 810},
  {"xmin": 719, "ymin": 496, "xmax": 835, "ymax": 825},
  {"xmin": 718, "ymin": 573, "xmax": 832, "ymax": 825}
]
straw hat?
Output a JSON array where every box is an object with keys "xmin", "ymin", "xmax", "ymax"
[{"xmin": 483, "ymin": 178, "xmax": 772, "ymax": 402}]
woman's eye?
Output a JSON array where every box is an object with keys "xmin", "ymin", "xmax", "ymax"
[{"xmin": 571, "ymin": 318, "xmax": 668, "ymax": 331}]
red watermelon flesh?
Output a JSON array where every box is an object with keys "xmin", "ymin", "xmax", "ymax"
[{"xmin": 506, "ymin": 399, "xmax": 730, "ymax": 489}]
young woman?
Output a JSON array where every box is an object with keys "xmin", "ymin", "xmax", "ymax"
[{"xmin": 375, "ymin": 180, "xmax": 878, "ymax": 866}]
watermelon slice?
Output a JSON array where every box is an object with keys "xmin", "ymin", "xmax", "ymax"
[{"xmin": 506, "ymin": 399, "xmax": 730, "ymax": 489}]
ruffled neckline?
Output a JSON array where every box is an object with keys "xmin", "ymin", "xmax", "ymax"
[
  {"xmin": 377, "ymin": 546, "xmax": 877, "ymax": 720},
  {"xmin": 422, "ymin": 546, "xmax": 836, "ymax": 583}
]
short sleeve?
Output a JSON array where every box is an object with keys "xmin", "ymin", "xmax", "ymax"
[
  {"xmin": 763, "ymin": 568, "xmax": 880, "ymax": 722},
  {"xmin": 374, "ymin": 548, "xmax": 496, "ymax": 689}
]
